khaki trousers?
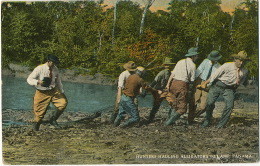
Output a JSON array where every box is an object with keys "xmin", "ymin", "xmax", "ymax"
[
  {"xmin": 188, "ymin": 78, "xmax": 208, "ymax": 122},
  {"xmin": 33, "ymin": 88, "xmax": 67, "ymax": 122}
]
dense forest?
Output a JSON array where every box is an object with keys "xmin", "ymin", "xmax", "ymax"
[{"xmin": 1, "ymin": 0, "xmax": 258, "ymax": 80}]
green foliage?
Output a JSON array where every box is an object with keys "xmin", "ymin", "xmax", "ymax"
[{"xmin": 1, "ymin": 0, "xmax": 258, "ymax": 79}]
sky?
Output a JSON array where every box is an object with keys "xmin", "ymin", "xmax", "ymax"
[
  {"xmin": 100, "ymin": 0, "xmax": 248, "ymax": 13},
  {"xmin": 3, "ymin": 0, "xmax": 250, "ymax": 13}
]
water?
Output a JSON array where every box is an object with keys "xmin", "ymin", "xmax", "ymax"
[
  {"xmin": 2, "ymin": 76, "xmax": 257, "ymax": 113},
  {"xmin": 1, "ymin": 76, "xmax": 154, "ymax": 113}
]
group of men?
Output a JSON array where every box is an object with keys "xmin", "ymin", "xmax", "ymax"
[
  {"xmin": 110, "ymin": 47, "xmax": 249, "ymax": 129},
  {"xmin": 27, "ymin": 48, "xmax": 248, "ymax": 131}
]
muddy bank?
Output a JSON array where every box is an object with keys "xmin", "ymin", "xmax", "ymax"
[{"xmin": 2, "ymin": 101, "xmax": 259, "ymax": 164}]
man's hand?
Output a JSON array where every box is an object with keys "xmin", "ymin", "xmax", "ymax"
[
  {"xmin": 37, "ymin": 80, "xmax": 44, "ymax": 86},
  {"xmin": 196, "ymin": 82, "xmax": 207, "ymax": 90}
]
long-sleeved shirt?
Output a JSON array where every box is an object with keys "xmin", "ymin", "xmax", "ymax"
[
  {"xmin": 118, "ymin": 70, "xmax": 131, "ymax": 88},
  {"xmin": 195, "ymin": 59, "xmax": 221, "ymax": 81},
  {"xmin": 209, "ymin": 62, "xmax": 248, "ymax": 86},
  {"xmin": 171, "ymin": 58, "xmax": 196, "ymax": 83},
  {"xmin": 27, "ymin": 63, "xmax": 64, "ymax": 93},
  {"xmin": 150, "ymin": 69, "xmax": 171, "ymax": 90}
]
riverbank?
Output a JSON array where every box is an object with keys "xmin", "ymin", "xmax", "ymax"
[
  {"xmin": 2, "ymin": 63, "xmax": 117, "ymax": 86},
  {"xmin": 2, "ymin": 100, "xmax": 259, "ymax": 164}
]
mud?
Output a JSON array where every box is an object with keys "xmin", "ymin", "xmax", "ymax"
[{"xmin": 2, "ymin": 100, "xmax": 259, "ymax": 165}]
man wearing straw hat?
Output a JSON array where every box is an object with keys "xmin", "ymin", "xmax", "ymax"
[
  {"xmin": 110, "ymin": 61, "xmax": 137, "ymax": 123},
  {"xmin": 200, "ymin": 51, "xmax": 249, "ymax": 128},
  {"xmin": 147, "ymin": 57, "xmax": 175, "ymax": 123},
  {"xmin": 187, "ymin": 50, "xmax": 222, "ymax": 124},
  {"xmin": 164, "ymin": 47, "xmax": 199, "ymax": 126}
]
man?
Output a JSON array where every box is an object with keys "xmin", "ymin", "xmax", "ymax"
[
  {"xmin": 27, "ymin": 54, "xmax": 68, "ymax": 131},
  {"xmin": 114, "ymin": 66, "xmax": 156, "ymax": 128},
  {"xmin": 201, "ymin": 51, "xmax": 248, "ymax": 128},
  {"xmin": 147, "ymin": 57, "xmax": 175, "ymax": 123},
  {"xmin": 164, "ymin": 47, "xmax": 199, "ymax": 126},
  {"xmin": 110, "ymin": 61, "xmax": 137, "ymax": 123},
  {"xmin": 187, "ymin": 50, "xmax": 222, "ymax": 124}
]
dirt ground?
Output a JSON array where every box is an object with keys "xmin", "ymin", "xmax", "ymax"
[{"xmin": 1, "ymin": 100, "xmax": 259, "ymax": 165}]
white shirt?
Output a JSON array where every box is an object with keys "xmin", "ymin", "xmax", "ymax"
[
  {"xmin": 171, "ymin": 58, "xmax": 196, "ymax": 83},
  {"xmin": 118, "ymin": 70, "xmax": 131, "ymax": 88},
  {"xmin": 27, "ymin": 63, "xmax": 64, "ymax": 93},
  {"xmin": 195, "ymin": 59, "xmax": 221, "ymax": 81},
  {"xmin": 209, "ymin": 62, "xmax": 248, "ymax": 86}
]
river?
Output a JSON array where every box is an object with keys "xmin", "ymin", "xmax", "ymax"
[{"xmin": 1, "ymin": 76, "xmax": 155, "ymax": 113}]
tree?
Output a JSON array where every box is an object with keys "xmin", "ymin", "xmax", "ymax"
[{"xmin": 139, "ymin": 0, "xmax": 155, "ymax": 35}]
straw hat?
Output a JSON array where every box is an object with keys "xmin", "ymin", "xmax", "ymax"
[
  {"xmin": 123, "ymin": 61, "xmax": 137, "ymax": 71},
  {"xmin": 136, "ymin": 66, "xmax": 145, "ymax": 72},
  {"xmin": 231, "ymin": 51, "xmax": 249, "ymax": 60}
]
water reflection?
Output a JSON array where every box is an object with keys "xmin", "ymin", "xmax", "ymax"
[{"xmin": 2, "ymin": 76, "xmax": 154, "ymax": 113}]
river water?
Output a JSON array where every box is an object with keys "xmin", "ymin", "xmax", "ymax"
[
  {"xmin": 2, "ymin": 76, "xmax": 258, "ymax": 113},
  {"xmin": 2, "ymin": 76, "xmax": 155, "ymax": 113}
]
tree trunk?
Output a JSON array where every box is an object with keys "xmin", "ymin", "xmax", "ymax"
[
  {"xmin": 112, "ymin": 0, "xmax": 120, "ymax": 45},
  {"xmin": 139, "ymin": 0, "xmax": 155, "ymax": 35}
]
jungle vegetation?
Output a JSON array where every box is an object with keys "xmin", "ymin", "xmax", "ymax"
[{"xmin": 1, "ymin": 0, "xmax": 258, "ymax": 80}]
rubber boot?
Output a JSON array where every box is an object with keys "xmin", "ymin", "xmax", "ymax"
[
  {"xmin": 50, "ymin": 111, "xmax": 63, "ymax": 128},
  {"xmin": 164, "ymin": 109, "xmax": 181, "ymax": 126},
  {"xmin": 110, "ymin": 112, "xmax": 118, "ymax": 124},
  {"xmin": 148, "ymin": 108, "xmax": 158, "ymax": 123},
  {"xmin": 120, "ymin": 118, "xmax": 139, "ymax": 128},
  {"xmin": 167, "ymin": 108, "xmax": 172, "ymax": 120},
  {"xmin": 201, "ymin": 109, "xmax": 213, "ymax": 128},
  {"xmin": 114, "ymin": 115, "xmax": 123, "ymax": 127},
  {"xmin": 33, "ymin": 121, "xmax": 41, "ymax": 131},
  {"xmin": 110, "ymin": 104, "xmax": 119, "ymax": 124}
]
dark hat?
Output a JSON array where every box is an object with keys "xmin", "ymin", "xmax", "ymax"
[
  {"xmin": 47, "ymin": 54, "xmax": 60, "ymax": 64},
  {"xmin": 123, "ymin": 61, "xmax": 137, "ymax": 71},
  {"xmin": 207, "ymin": 50, "xmax": 222, "ymax": 61},
  {"xmin": 185, "ymin": 47, "xmax": 199, "ymax": 57}
]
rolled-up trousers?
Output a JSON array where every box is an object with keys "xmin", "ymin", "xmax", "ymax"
[
  {"xmin": 33, "ymin": 88, "xmax": 68, "ymax": 122},
  {"xmin": 169, "ymin": 80, "xmax": 188, "ymax": 115}
]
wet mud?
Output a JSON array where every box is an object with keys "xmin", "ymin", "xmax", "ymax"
[{"xmin": 2, "ymin": 100, "xmax": 259, "ymax": 164}]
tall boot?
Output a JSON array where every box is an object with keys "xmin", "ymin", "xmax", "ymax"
[
  {"xmin": 33, "ymin": 121, "xmax": 41, "ymax": 131},
  {"xmin": 164, "ymin": 109, "xmax": 181, "ymax": 126},
  {"xmin": 110, "ymin": 111, "xmax": 118, "ymax": 124},
  {"xmin": 120, "ymin": 118, "xmax": 139, "ymax": 128},
  {"xmin": 114, "ymin": 115, "xmax": 123, "ymax": 127},
  {"xmin": 167, "ymin": 108, "xmax": 172, "ymax": 120},
  {"xmin": 50, "ymin": 111, "xmax": 63, "ymax": 128},
  {"xmin": 148, "ymin": 108, "xmax": 158, "ymax": 123},
  {"xmin": 201, "ymin": 108, "xmax": 213, "ymax": 128}
]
